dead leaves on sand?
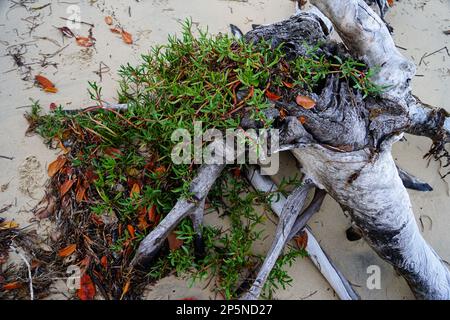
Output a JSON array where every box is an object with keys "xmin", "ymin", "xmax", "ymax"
[
  {"xmin": 35, "ymin": 75, "xmax": 58, "ymax": 93},
  {"xmin": 58, "ymin": 244, "xmax": 77, "ymax": 257}
]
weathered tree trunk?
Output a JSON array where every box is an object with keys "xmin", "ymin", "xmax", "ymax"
[{"xmin": 133, "ymin": 0, "xmax": 450, "ymax": 299}]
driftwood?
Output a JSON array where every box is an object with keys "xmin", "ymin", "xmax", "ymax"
[{"xmin": 131, "ymin": 0, "xmax": 450, "ymax": 299}]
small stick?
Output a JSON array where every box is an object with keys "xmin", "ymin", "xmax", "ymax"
[
  {"xmin": 59, "ymin": 17, "xmax": 94, "ymax": 28},
  {"xmin": 0, "ymin": 155, "xmax": 14, "ymax": 160}
]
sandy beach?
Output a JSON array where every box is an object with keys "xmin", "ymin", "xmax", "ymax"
[{"xmin": 0, "ymin": 0, "xmax": 449, "ymax": 300}]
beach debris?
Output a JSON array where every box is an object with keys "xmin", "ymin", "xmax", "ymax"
[
  {"xmin": 35, "ymin": 75, "xmax": 57, "ymax": 93},
  {"xmin": 296, "ymin": 95, "xmax": 316, "ymax": 109},
  {"xmin": 58, "ymin": 244, "xmax": 77, "ymax": 257},
  {"xmin": 48, "ymin": 155, "xmax": 67, "ymax": 177},
  {"xmin": 57, "ymin": 26, "xmax": 75, "ymax": 38},
  {"xmin": 121, "ymin": 30, "xmax": 133, "ymax": 44},
  {"xmin": 104, "ymin": 16, "xmax": 113, "ymax": 25},
  {"xmin": 77, "ymin": 273, "xmax": 96, "ymax": 300}
]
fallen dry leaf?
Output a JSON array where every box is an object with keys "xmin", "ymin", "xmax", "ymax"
[
  {"xmin": 110, "ymin": 28, "xmax": 121, "ymax": 34},
  {"xmin": 298, "ymin": 116, "xmax": 307, "ymax": 124},
  {"xmin": 387, "ymin": 0, "xmax": 394, "ymax": 6},
  {"xmin": 294, "ymin": 231, "xmax": 308, "ymax": 250},
  {"xmin": 168, "ymin": 231, "xmax": 183, "ymax": 251},
  {"xmin": 104, "ymin": 16, "xmax": 113, "ymax": 25},
  {"xmin": 148, "ymin": 205, "xmax": 157, "ymax": 223},
  {"xmin": 295, "ymin": 95, "xmax": 316, "ymax": 109},
  {"xmin": 2, "ymin": 282, "xmax": 22, "ymax": 290},
  {"xmin": 60, "ymin": 179, "xmax": 76, "ymax": 197},
  {"xmin": 48, "ymin": 155, "xmax": 67, "ymax": 177},
  {"xmin": 127, "ymin": 224, "xmax": 135, "ymax": 238},
  {"xmin": 282, "ymin": 81, "xmax": 294, "ymax": 88},
  {"xmin": 77, "ymin": 273, "xmax": 96, "ymax": 300},
  {"xmin": 100, "ymin": 256, "xmax": 108, "ymax": 269},
  {"xmin": 265, "ymin": 90, "xmax": 281, "ymax": 101},
  {"xmin": 35, "ymin": 75, "xmax": 58, "ymax": 93},
  {"xmin": 121, "ymin": 30, "xmax": 133, "ymax": 44},
  {"xmin": 0, "ymin": 220, "xmax": 19, "ymax": 230},
  {"xmin": 130, "ymin": 183, "xmax": 140, "ymax": 198},
  {"xmin": 76, "ymin": 36, "xmax": 94, "ymax": 47},
  {"xmin": 58, "ymin": 244, "xmax": 77, "ymax": 257},
  {"xmin": 120, "ymin": 280, "xmax": 131, "ymax": 300}
]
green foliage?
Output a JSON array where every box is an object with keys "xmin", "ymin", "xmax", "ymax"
[{"xmin": 26, "ymin": 19, "xmax": 383, "ymax": 299}]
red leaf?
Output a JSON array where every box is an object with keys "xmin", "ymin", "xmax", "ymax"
[
  {"xmin": 110, "ymin": 28, "xmax": 121, "ymax": 34},
  {"xmin": 50, "ymin": 102, "xmax": 57, "ymax": 111},
  {"xmin": 2, "ymin": 282, "xmax": 22, "ymax": 290},
  {"xmin": 77, "ymin": 273, "xmax": 96, "ymax": 300},
  {"xmin": 148, "ymin": 205, "xmax": 157, "ymax": 223},
  {"xmin": 60, "ymin": 179, "xmax": 76, "ymax": 197},
  {"xmin": 35, "ymin": 75, "xmax": 58, "ymax": 93},
  {"xmin": 294, "ymin": 231, "xmax": 308, "ymax": 250},
  {"xmin": 265, "ymin": 90, "xmax": 281, "ymax": 101},
  {"xmin": 282, "ymin": 81, "xmax": 294, "ymax": 88},
  {"xmin": 48, "ymin": 155, "xmax": 67, "ymax": 177},
  {"xmin": 121, "ymin": 30, "xmax": 133, "ymax": 44},
  {"xmin": 168, "ymin": 231, "xmax": 183, "ymax": 251},
  {"xmin": 298, "ymin": 116, "xmax": 307, "ymax": 124},
  {"xmin": 295, "ymin": 95, "xmax": 316, "ymax": 109},
  {"xmin": 130, "ymin": 183, "xmax": 140, "ymax": 198},
  {"xmin": 58, "ymin": 244, "xmax": 77, "ymax": 257},
  {"xmin": 76, "ymin": 36, "xmax": 94, "ymax": 47},
  {"xmin": 127, "ymin": 224, "xmax": 135, "ymax": 238},
  {"xmin": 75, "ymin": 181, "xmax": 87, "ymax": 203},
  {"xmin": 100, "ymin": 256, "xmax": 108, "ymax": 269}
]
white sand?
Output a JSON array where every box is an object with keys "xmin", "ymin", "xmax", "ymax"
[{"xmin": 0, "ymin": 0, "xmax": 449, "ymax": 300}]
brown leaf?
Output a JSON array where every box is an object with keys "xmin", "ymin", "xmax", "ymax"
[
  {"xmin": 100, "ymin": 256, "xmax": 108, "ymax": 269},
  {"xmin": 294, "ymin": 231, "xmax": 308, "ymax": 250},
  {"xmin": 127, "ymin": 224, "xmax": 135, "ymax": 238},
  {"xmin": 154, "ymin": 166, "xmax": 166, "ymax": 174},
  {"xmin": 387, "ymin": 0, "xmax": 394, "ymax": 6},
  {"xmin": 298, "ymin": 116, "xmax": 307, "ymax": 124},
  {"xmin": 120, "ymin": 280, "xmax": 131, "ymax": 300},
  {"xmin": 110, "ymin": 28, "xmax": 121, "ymax": 34},
  {"xmin": 76, "ymin": 36, "xmax": 94, "ymax": 47},
  {"xmin": 282, "ymin": 81, "xmax": 294, "ymax": 88},
  {"xmin": 35, "ymin": 75, "xmax": 58, "ymax": 93},
  {"xmin": 168, "ymin": 231, "xmax": 183, "ymax": 251},
  {"xmin": 2, "ymin": 282, "xmax": 22, "ymax": 290},
  {"xmin": 77, "ymin": 273, "xmax": 96, "ymax": 300},
  {"xmin": 60, "ymin": 179, "xmax": 76, "ymax": 197},
  {"xmin": 104, "ymin": 16, "xmax": 113, "ymax": 25},
  {"xmin": 48, "ymin": 155, "xmax": 67, "ymax": 177},
  {"xmin": 137, "ymin": 207, "xmax": 150, "ymax": 231},
  {"xmin": 130, "ymin": 183, "xmax": 140, "ymax": 198},
  {"xmin": 265, "ymin": 90, "xmax": 281, "ymax": 101},
  {"xmin": 58, "ymin": 244, "xmax": 77, "ymax": 257},
  {"xmin": 148, "ymin": 205, "xmax": 157, "ymax": 223},
  {"xmin": 0, "ymin": 221, "xmax": 19, "ymax": 230},
  {"xmin": 295, "ymin": 95, "xmax": 316, "ymax": 109},
  {"xmin": 75, "ymin": 179, "xmax": 88, "ymax": 203},
  {"xmin": 121, "ymin": 30, "xmax": 133, "ymax": 44}
]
